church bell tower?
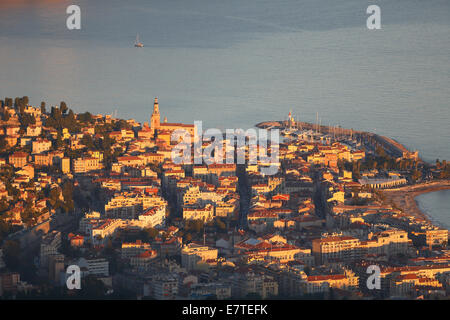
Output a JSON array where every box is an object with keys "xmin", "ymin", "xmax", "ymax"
[{"xmin": 150, "ymin": 97, "xmax": 160, "ymax": 131}]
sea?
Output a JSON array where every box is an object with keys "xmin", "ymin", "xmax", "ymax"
[
  {"xmin": 0, "ymin": 0, "xmax": 449, "ymax": 227},
  {"xmin": 416, "ymin": 189, "xmax": 450, "ymax": 230}
]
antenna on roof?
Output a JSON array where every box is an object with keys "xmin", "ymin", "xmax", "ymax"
[
  {"xmin": 203, "ymin": 227, "xmax": 206, "ymax": 246},
  {"xmin": 319, "ymin": 117, "xmax": 322, "ymax": 134},
  {"xmin": 316, "ymin": 112, "xmax": 319, "ymax": 133}
]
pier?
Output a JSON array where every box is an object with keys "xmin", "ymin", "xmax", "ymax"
[{"xmin": 255, "ymin": 120, "xmax": 421, "ymax": 162}]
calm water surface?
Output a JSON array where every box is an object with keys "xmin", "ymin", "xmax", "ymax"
[{"xmin": 416, "ymin": 190, "xmax": 450, "ymax": 230}]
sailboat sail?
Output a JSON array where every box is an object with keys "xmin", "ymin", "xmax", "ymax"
[{"xmin": 134, "ymin": 33, "xmax": 144, "ymax": 47}]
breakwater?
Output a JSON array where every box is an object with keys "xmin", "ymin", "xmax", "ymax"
[{"xmin": 256, "ymin": 120, "xmax": 421, "ymax": 162}]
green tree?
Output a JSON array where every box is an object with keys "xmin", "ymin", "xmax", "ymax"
[
  {"xmin": 4, "ymin": 98, "xmax": 12, "ymax": 108},
  {"xmin": 3, "ymin": 240, "xmax": 21, "ymax": 270},
  {"xmin": 78, "ymin": 112, "xmax": 93, "ymax": 123},
  {"xmin": 77, "ymin": 276, "xmax": 108, "ymax": 298},
  {"xmin": 60, "ymin": 101, "xmax": 68, "ymax": 115},
  {"xmin": 0, "ymin": 135, "xmax": 7, "ymax": 150},
  {"xmin": 114, "ymin": 119, "xmax": 132, "ymax": 131},
  {"xmin": 0, "ymin": 197, "xmax": 9, "ymax": 212},
  {"xmin": 55, "ymin": 131, "xmax": 64, "ymax": 149},
  {"xmin": 80, "ymin": 134, "xmax": 95, "ymax": 150},
  {"xmin": 215, "ymin": 218, "xmax": 226, "ymax": 231},
  {"xmin": 19, "ymin": 112, "xmax": 36, "ymax": 128},
  {"xmin": 40, "ymin": 102, "xmax": 46, "ymax": 114},
  {"xmin": 62, "ymin": 181, "xmax": 74, "ymax": 213},
  {"xmin": 49, "ymin": 188, "xmax": 61, "ymax": 207},
  {"xmin": 140, "ymin": 227, "xmax": 159, "ymax": 241},
  {"xmin": 3, "ymin": 110, "xmax": 10, "ymax": 122},
  {"xmin": 0, "ymin": 220, "xmax": 14, "ymax": 244},
  {"xmin": 186, "ymin": 219, "xmax": 204, "ymax": 233}
]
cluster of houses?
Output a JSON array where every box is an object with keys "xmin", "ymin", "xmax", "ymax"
[{"xmin": 0, "ymin": 101, "xmax": 449, "ymax": 299}]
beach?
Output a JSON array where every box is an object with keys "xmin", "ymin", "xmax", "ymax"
[{"xmin": 382, "ymin": 180, "xmax": 450, "ymax": 226}]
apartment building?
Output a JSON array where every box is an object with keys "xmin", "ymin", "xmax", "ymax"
[
  {"xmin": 76, "ymin": 257, "xmax": 109, "ymax": 277},
  {"xmin": 312, "ymin": 236, "xmax": 361, "ymax": 265},
  {"xmin": 390, "ymin": 274, "xmax": 442, "ymax": 297},
  {"xmin": 117, "ymin": 156, "xmax": 145, "ymax": 167},
  {"xmin": 130, "ymin": 250, "xmax": 158, "ymax": 272},
  {"xmin": 26, "ymin": 125, "xmax": 42, "ymax": 137},
  {"xmin": 181, "ymin": 243, "xmax": 218, "ymax": 270},
  {"xmin": 32, "ymin": 138, "xmax": 52, "ymax": 154},
  {"xmin": 154, "ymin": 237, "xmax": 183, "ymax": 258},
  {"xmin": 189, "ymin": 283, "xmax": 232, "ymax": 300},
  {"xmin": 61, "ymin": 157, "xmax": 71, "ymax": 174},
  {"xmin": 411, "ymin": 228, "xmax": 449, "ymax": 247},
  {"xmin": 231, "ymin": 271, "xmax": 279, "ymax": 299},
  {"xmin": 357, "ymin": 262, "xmax": 450, "ymax": 297},
  {"xmin": 152, "ymin": 274, "xmax": 179, "ymax": 300},
  {"xmin": 91, "ymin": 219, "xmax": 123, "ymax": 244},
  {"xmin": 40, "ymin": 231, "xmax": 61, "ymax": 268},
  {"xmin": 9, "ymin": 152, "xmax": 28, "ymax": 168},
  {"xmin": 104, "ymin": 192, "xmax": 166, "ymax": 219},
  {"xmin": 303, "ymin": 270, "xmax": 359, "ymax": 295},
  {"xmin": 73, "ymin": 157, "xmax": 102, "ymax": 173},
  {"xmin": 137, "ymin": 206, "xmax": 166, "ymax": 228},
  {"xmin": 121, "ymin": 240, "xmax": 152, "ymax": 259},
  {"xmin": 235, "ymin": 238, "xmax": 303, "ymax": 263},
  {"xmin": 361, "ymin": 229, "xmax": 410, "ymax": 257},
  {"xmin": 182, "ymin": 204, "xmax": 214, "ymax": 221}
]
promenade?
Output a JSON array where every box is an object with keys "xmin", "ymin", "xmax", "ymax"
[{"xmin": 383, "ymin": 181, "xmax": 450, "ymax": 223}]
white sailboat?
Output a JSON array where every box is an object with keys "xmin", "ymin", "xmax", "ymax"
[{"xmin": 134, "ymin": 33, "xmax": 144, "ymax": 48}]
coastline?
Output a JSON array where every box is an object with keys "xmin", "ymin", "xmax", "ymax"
[
  {"xmin": 257, "ymin": 120, "xmax": 424, "ymax": 163},
  {"xmin": 382, "ymin": 181, "xmax": 450, "ymax": 228},
  {"xmin": 257, "ymin": 120, "xmax": 450, "ymax": 229}
]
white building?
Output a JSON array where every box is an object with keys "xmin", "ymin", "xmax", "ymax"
[
  {"xmin": 32, "ymin": 139, "xmax": 52, "ymax": 154},
  {"xmin": 40, "ymin": 231, "xmax": 61, "ymax": 268},
  {"xmin": 137, "ymin": 206, "xmax": 166, "ymax": 228},
  {"xmin": 181, "ymin": 243, "xmax": 218, "ymax": 270},
  {"xmin": 76, "ymin": 257, "xmax": 109, "ymax": 277},
  {"xmin": 152, "ymin": 274, "xmax": 178, "ymax": 300}
]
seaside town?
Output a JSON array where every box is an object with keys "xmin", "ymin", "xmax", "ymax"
[{"xmin": 0, "ymin": 96, "xmax": 450, "ymax": 300}]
